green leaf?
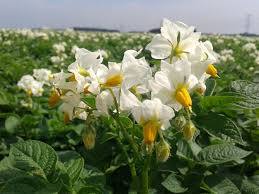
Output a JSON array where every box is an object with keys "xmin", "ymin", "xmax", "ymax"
[
  {"xmin": 230, "ymin": 80, "xmax": 259, "ymax": 109},
  {"xmin": 0, "ymin": 90, "xmax": 10, "ymax": 105},
  {"xmin": 161, "ymin": 173, "xmax": 188, "ymax": 193},
  {"xmin": 119, "ymin": 116, "xmax": 133, "ymax": 128},
  {"xmin": 10, "ymin": 140, "xmax": 58, "ymax": 178},
  {"xmin": 5, "ymin": 116, "xmax": 20, "ymax": 134},
  {"xmin": 198, "ymin": 143, "xmax": 251, "ymax": 165},
  {"xmin": 204, "ymin": 175, "xmax": 241, "ymax": 194},
  {"xmin": 196, "ymin": 113, "xmax": 244, "ymax": 145},
  {"xmin": 200, "ymin": 96, "xmax": 243, "ymax": 110},
  {"xmin": 241, "ymin": 179, "xmax": 259, "ymax": 194},
  {"xmin": 64, "ymin": 157, "xmax": 84, "ymax": 184},
  {"xmin": 74, "ymin": 165, "xmax": 106, "ymax": 193},
  {"xmin": 78, "ymin": 185, "xmax": 103, "ymax": 194},
  {"xmin": 176, "ymin": 139, "xmax": 197, "ymax": 161},
  {"xmin": 0, "ymin": 175, "xmax": 60, "ymax": 194},
  {"xmin": 82, "ymin": 95, "xmax": 96, "ymax": 109}
]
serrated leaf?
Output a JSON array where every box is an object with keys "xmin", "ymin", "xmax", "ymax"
[
  {"xmin": 198, "ymin": 143, "xmax": 251, "ymax": 165},
  {"xmin": 161, "ymin": 173, "xmax": 188, "ymax": 193},
  {"xmin": 204, "ymin": 175, "xmax": 241, "ymax": 194},
  {"xmin": 10, "ymin": 140, "xmax": 58, "ymax": 178}
]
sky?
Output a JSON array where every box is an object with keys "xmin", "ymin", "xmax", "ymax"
[{"xmin": 0, "ymin": 0, "xmax": 259, "ymax": 34}]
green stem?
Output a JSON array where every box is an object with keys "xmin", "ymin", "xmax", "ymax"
[
  {"xmin": 116, "ymin": 137, "xmax": 138, "ymax": 190},
  {"xmin": 141, "ymin": 153, "xmax": 151, "ymax": 194},
  {"xmin": 108, "ymin": 88, "xmax": 140, "ymax": 160}
]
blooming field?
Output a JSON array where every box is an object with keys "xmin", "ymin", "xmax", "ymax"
[{"xmin": 0, "ymin": 20, "xmax": 259, "ymax": 194}]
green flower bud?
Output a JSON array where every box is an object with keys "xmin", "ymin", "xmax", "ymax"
[
  {"xmin": 156, "ymin": 140, "xmax": 171, "ymax": 162},
  {"xmin": 82, "ymin": 127, "xmax": 96, "ymax": 150},
  {"xmin": 174, "ymin": 115, "xmax": 186, "ymax": 131},
  {"xmin": 183, "ymin": 121, "xmax": 196, "ymax": 140}
]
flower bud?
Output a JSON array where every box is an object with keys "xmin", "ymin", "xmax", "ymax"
[
  {"xmin": 183, "ymin": 121, "xmax": 196, "ymax": 140},
  {"xmin": 156, "ymin": 140, "xmax": 171, "ymax": 162},
  {"xmin": 195, "ymin": 82, "xmax": 206, "ymax": 95},
  {"xmin": 82, "ymin": 127, "xmax": 96, "ymax": 150},
  {"xmin": 174, "ymin": 115, "xmax": 186, "ymax": 131}
]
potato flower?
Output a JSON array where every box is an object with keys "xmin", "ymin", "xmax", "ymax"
[
  {"xmin": 17, "ymin": 75, "xmax": 44, "ymax": 96},
  {"xmin": 131, "ymin": 98, "xmax": 174, "ymax": 145},
  {"xmin": 146, "ymin": 18, "xmax": 200, "ymax": 62},
  {"xmin": 150, "ymin": 59, "xmax": 198, "ymax": 111},
  {"xmin": 33, "ymin": 68, "xmax": 52, "ymax": 85}
]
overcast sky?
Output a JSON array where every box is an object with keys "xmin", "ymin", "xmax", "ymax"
[{"xmin": 0, "ymin": 0, "xmax": 259, "ymax": 34}]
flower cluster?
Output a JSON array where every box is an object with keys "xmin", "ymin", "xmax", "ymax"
[
  {"xmin": 17, "ymin": 68, "xmax": 52, "ymax": 97},
  {"xmin": 49, "ymin": 18, "xmax": 219, "ymax": 145}
]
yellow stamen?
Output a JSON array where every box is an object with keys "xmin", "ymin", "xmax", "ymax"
[
  {"xmin": 68, "ymin": 74, "xmax": 76, "ymax": 82},
  {"xmin": 78, "ymin": 67, "xmax": 90, "ymax": 77},
  {"xmin": 84, "ymin": 85, "xmax": 90, "ymax": 94},
  {"xmin": 175, "ymin": 85, "xmax": 192, "ymax": 109},
  {"xmin": 174, "ymin": 45, "xmax": 183, "ymax": 58},
  {"xmin": 143, "ymin": 120, "xmax": 160, "ymax": 145},
  {"xmin": 64, "ymin": 112, "xmax": 70, "ymax": 124},
  {"xmin": 206, "ymin": 64, "xmax": 219, "ymax": 78},
  {"xmin": 48, "ymin": 90, "xmax": 61, "ymax": 107},
  {"xmin": 104, "ymin": 74, "xmax": 123, "ymax": 87}
]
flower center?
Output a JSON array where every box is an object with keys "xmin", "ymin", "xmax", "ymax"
[
  {"xmin": 78, "ymin": 67, "xmax": 90, "ymax": 77},
  {"xmin": 68, "ymin": 74, "xmax": 76, "ymax": 82},
  {"xmin": 104, "ymin": 74, "xmax": 123, "ymax": 87},
  {"xmin": 48, "ymin": 90, "xmax": 61, "ymax": 107},
  {"xmin": 206, "ymin": 64, "xmax": 218, "ymax": 78},
  {"xmin": 175, "ymin": 85, "xmax": 192, "ymax": 109},
  {"xmin": 143, "ymin": 120, "xmax": 160, "ymax": 145},
  {"xmin": 174, "ymin": 45, "xmax": 184, "ymax": 58}
]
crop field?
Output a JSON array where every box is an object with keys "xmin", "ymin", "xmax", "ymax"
[{"xmin": 0, "ymin": 20, "xmax": 259, "ymax": 194}]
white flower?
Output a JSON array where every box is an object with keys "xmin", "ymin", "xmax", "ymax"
[
  {"xmin": 131, "ymin": 98, "xmax": 174, "ymax": 144},
  {"xmin": 150, "ymin": 59, "xmax": 198, "ymax": 111},
  {"xmin": 74, "ymin": 101, "xmax": 88, "ymax": 120},
  {"xmin": 95, "ymin": 90, "xmax": 115, "ymax": 116},
  {"xmin": 51, "ymin": 70, "xmax": 77, "ymax": 93},
  {"xmin": 68, "ymin": 48, "xmax": 103, "ymax": 92},
  {"xmin": 242, "ymin": 43, "xmax": 257, "ymax": 52},
  {"xmin": 90, "ymin": 50, "xmax": 152, "ymax": 95},
  {"xmin": 17, "ymin": 75, "xmax": 44, "ymax": 96},
  {"xmin": 59, "ymin": 91, "xmax": 83, "ymax": 122},
  {"xmin": 146, "ymin": 18, "xmax": 200, "ymax": 61},
  {"xmin": 71, "ymin": 45, "xmax": 79, "ymax": 54},
  {"xmin": 33, "ymin": 68, "xmax": 52, "ymax": 85},
  {"xmin": 53, "ymin": 42, "xmax": 66, "ymax": 54},
  {"xmin": 189, "ymin": 41, "xmax": 218, "ymax": 79},
  {"xmin": 193, "ymin": 73, "xmax": 210, "ymax": 95}
]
